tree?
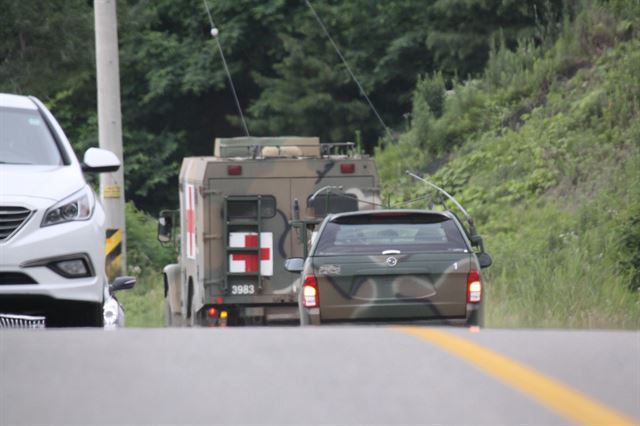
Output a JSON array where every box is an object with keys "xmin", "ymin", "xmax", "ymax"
[
  {"xmin": 247, "ymin": 0, "xmax": 435, "ymax": 151},
  {"xmin": 0, "ymin": 1, "xmax": 94, "ymax": 96},
  {"xmin": 425, "ymin": 0, "xmax": 564, "ymax": 78}
]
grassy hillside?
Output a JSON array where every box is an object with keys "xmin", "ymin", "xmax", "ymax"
[{"xmin": 376, "ymin": 1, "xmax": 640, "ymax": 328}]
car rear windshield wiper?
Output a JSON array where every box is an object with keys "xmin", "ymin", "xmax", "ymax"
[{"xmin": 0, "ymin": 161, "xmax": 34, "ymax": 165}]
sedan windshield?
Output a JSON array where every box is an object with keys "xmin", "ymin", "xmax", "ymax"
[
  {"xmin": 0, "ymin": 107, "xmax": 63, "ymax": 165},
  {"xmin": 314, "ymin": 213, "xmax": 469, "ymax": 255}
]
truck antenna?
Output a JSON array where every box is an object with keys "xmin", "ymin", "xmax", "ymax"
[
  {"xmin": 203, "ymin": 0, "xmax": 250, "ymax": 137},
  {"xmin": 304, "ymin": 0, "xmax": 395, "ymax": 142},
  {"xmin": 406, "ymin": 171, "xmax": 477, "ymax": 235}
]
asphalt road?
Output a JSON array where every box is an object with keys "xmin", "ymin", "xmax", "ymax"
[{"xmin": 0, "ymin": 327, "xmax": 638, "ymax": 426}]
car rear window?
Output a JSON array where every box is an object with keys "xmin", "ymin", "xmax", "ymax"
[
  {"xmin": 0, "ymin": 107, "xmax": 63, "ymax": 165},
  {"xmin": 313, "ymin": 212, "xmax": 469, "ymax": 255}
]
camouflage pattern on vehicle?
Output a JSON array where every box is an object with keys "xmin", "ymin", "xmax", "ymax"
[
  {"xmin": 285, "ymin": 209, "xmax": 492, "ymax": 326},
  {"xmin": 159, "ymin": 136, "xmax": 380, "ymax": 326}
]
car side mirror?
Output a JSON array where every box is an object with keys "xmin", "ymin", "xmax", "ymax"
[
  {"xmin": 478, "ymin": 252, "xmax": 492, "ymax": 269},
  {"xmin": 157, "ymin": 211, "xmax": 174, "ymax": 243},
  {"xmin": 110, "ymin": 276, "xmax": 136, "ymax": 293},
  {"xmin": 470, "ymin": 234, "xmax": 484, "ymax": 249},
  {"xmin": 284, "ymin": 258, "xmax": 304, "ymax": 272},
  {"xmin": 82, "ymin": 147, "xmax": 121, "ymax": 173}
]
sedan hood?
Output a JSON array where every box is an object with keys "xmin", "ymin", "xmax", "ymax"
[{"xmin": 0, "ymin": 165, "xmax": 85, "ymax": 202}]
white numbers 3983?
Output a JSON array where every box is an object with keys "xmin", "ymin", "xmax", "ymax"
[{"xmin": 231, "ymin": 284, "xmax": 255, "ymax": 295}]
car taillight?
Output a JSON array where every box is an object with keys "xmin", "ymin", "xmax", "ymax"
[
  {"xmin": 302, "ymin": 275, "xmax": 319, "ymax": 308},
  {"xmin": 467, "ymin": 270, "xmax": 481, "ymax": 303}
]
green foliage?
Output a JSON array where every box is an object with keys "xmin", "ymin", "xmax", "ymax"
[
  {"xmin": 0, "ymin": 0, "xmax": 569, "ymax": 213},
  {"xmin": 378, "ymin": 1, "xmax": 640, "ymax": 328},
  {"xmin": 416, "ymin": 73, "xmax": 446, "ymax": 119},
  {"xmin": 425, "ymin": 0, "xmax": 564, "ymax": 78},
  {"xmin": 0, "ymin": 1, "xmax": 94, "ymax": 96},
  {"xmin": 125, "ymin": 202, "xmax": 176, "ymax": 274},
  {"xmin": 117, "ymin": 272, "xmax": 165, "ymax": 327},
  {"xmin": 119, "ymin": 203, "xmax": 175, "ymax": 326},
  {"xmin": 247, "ymin": 0, "xmax": 435, "ymax": 148}
]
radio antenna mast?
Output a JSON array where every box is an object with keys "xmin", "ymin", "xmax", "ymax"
[{"xmin": 203, "ymin": 0, "xmax": 250, "ymax": 136}]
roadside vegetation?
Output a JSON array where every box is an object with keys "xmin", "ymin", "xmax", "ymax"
[
  {"xmin": 377, "ymin": 1, "xmax": 640, "ymax": 328},
  {"xmin": 2, "ymin": 0, "xmax": 637, "ymax": 328},
  {"xmin": 117, "ymin": 203, "xmax": 174, "ymax": 327}
]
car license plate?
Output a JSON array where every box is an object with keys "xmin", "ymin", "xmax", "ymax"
[{"xmin": 231, "ymin": 284, "xmax": 256, "ymax": 295}]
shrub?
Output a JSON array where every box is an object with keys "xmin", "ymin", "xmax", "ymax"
[{"xmin": 125, "ymin": 201, "xmax": 176, "ymax": 274}]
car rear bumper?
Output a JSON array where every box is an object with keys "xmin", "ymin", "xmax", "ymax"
[{"xmin": 305, "ymin": 302, "xmax": 484, "ymax": 327}]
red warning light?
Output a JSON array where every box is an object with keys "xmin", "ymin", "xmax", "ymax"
[
  {"xmin": 340, "ymin": 163, "xmax": 355, "ymax": 174},
  {"xmin": 227, "ymin": 165, "xmax": 242, "ymax": 175}
]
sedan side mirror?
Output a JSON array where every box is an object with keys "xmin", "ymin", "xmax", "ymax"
[
  {"xmin": 478, "ymin": 252, "xmax": 492, "ymax": 269},
  {"xmin": 82, "ymin": 147, "xmax": 121, "ymax": 173},
  {"xmin": 110, "ymin": 276, "xmax": 136, "ymax": 293},
  {"xmin": 284, "ymin": 258, "xmax": 304, "ymax": 272}
]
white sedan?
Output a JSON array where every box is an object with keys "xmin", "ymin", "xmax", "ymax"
[{"xmin": 0, "ymin": 93, "xmax": 133, "ymax": 327}]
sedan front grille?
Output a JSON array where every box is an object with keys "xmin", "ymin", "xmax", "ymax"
[
  {"xmin": 0, "ymin": 206, "xmax": 32, "ymax": 241},
  {"xmin": 0, "ymin": 313, "xmax": 45, "ymax": 329}
]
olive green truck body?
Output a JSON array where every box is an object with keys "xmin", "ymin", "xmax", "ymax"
[{"xmin": 162, "ymin": 137, "xmax": 380, "ymax": 326}]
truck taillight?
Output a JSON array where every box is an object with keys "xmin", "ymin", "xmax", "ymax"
[
  {"xmin": 340, "ymin": 163, "xmax": 355, "ymax": 173},
  {"xmin": 227, "ymin": 165, "xmax": 242, "ymax": 175},
  {"xmin": 467, "ymin": 270, "xmax": 481, "ymax": 303},
  {"xmin": 302, "ymin": 275, "xmax": 319, "ymax": 308}
]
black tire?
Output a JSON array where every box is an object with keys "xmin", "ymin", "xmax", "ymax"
[
  {"xmin": 50, "ymin": 302, "xmax": 103, "ymax": 327},
  {"xmin": 77, "ymin": 302, "xmax": 104, "ymax": 327},
  {"xmin": 466, "ymin": 308, "xmax": 484, "ymax": 328}
]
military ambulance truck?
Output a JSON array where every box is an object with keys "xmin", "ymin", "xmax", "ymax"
[{"xmin": 158, "ymin": 136, "xmax": 380, "ymax": 326}]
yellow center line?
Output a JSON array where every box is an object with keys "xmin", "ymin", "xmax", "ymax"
[{"xmin": 394, "ymin": 326, "xmax": 638, "ymax": 426}]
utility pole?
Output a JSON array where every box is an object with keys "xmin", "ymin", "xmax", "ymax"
[{"xmin": 94, "ymin": 0, "xmax": 126, "ymax": 279}]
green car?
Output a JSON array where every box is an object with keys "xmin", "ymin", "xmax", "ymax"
[{"xmin": 285, "ymin": 209, "xmax": 492, "ymax": 326}]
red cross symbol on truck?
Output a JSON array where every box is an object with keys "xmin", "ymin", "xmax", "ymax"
[
  {"xmin": 186, "ymin": 184, "xmax": 196, "ymax": 258},
  {"xmin": 231, "ymin": 234, "xmax": 271, "ymax": 273}
]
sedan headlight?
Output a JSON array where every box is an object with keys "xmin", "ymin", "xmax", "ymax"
[{"xmin": 41, "ymin": 186, "xmax": 95, "ymax": 227}]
